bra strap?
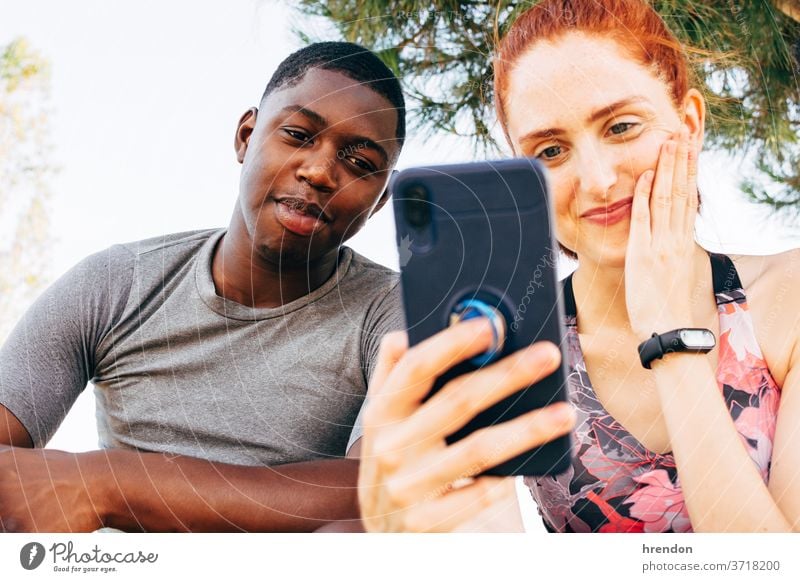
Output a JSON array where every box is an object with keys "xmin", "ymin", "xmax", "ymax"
[
  {"xmin": 561, "ymin": 252, "xmax": 742, "ymax": 320},
  {"xmin": 562, "ymin": 273, "xmax": 577, "ymax": 319},
  {"xmin": 709, "ymin": 253, "xmax": 743, "ymax": 296}
]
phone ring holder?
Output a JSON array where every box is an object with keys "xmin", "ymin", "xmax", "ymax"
[{"xmin": 449, "ymin": 299, "xmax": 507, "ymax": 366}]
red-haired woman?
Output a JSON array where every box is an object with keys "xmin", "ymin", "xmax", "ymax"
[{"xmin": 352, "ymin": 0, "xmax": 800, "ymax": 532}]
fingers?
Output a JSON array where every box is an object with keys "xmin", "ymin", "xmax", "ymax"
[
  {"xmin": 438, "ymin": 401, "xmax": 574, "ymax": 479},
  {"xmin": 629, "ymin": 169, "xmax": 654, "ymax": 246},
  {"xmin": 641, "ymin": 129, "xmax": 697, "ymax": 245},
  {"xmin": 365, "ymin": 318, "xmax": 495, "ymax": 424},
  {"xmin": 452, "ymin": 478, "xmax": 525, "ymax": 532},
  {"xmin": 650, "ymin": 137, "xmax": 676, "ymax": 244},
  {"xmin": 670, "ymin": 128, "xmax": 689, "ymax": 231},
  {"xmin": 404, "ymin": 341, "xmax": 562, "ymax": 444},
  {"xmin": 685, "ymin": 139, "xmax": 700, "ymax": 236},
  {"xmin": 380, "ymin": 401, "xmax": 574, "ymax": 504},
  {"xmin": 360, "ymin": 332, "xmax": 408, "ymax": 460},
  {"xmin": 400, "ymin": 476, "xmax": 520, "ymax": 532}
]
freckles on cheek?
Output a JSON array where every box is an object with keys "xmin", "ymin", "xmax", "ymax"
[{"xmin": 633, "ymin": 128, "xmax": 671, "ymax": 167}]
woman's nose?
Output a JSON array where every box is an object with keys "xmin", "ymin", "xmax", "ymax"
[{"xmin": 575, "ymin": 149, "xmax": 618, "ymax": 200}]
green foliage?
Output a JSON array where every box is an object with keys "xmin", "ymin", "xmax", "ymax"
[
  {"xmin": 1, "ymin": 38, "xmax": 47, "ymax": 91},
  {"xmin": 294, "ymin": 0, "xmax": 800, "ymax": 214}
]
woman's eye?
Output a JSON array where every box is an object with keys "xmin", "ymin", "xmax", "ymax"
[
  {"xmin": 538, "ymin": 145, "xmax": 562, "ymax": 160},
  {"xmin": 609, "ymin": 122, "xmax": 636, "ymax": 136}
]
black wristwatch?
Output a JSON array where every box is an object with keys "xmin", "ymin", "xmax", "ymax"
[{"xmin": 637, "ymin": 328, "xmax": 716, "ymax": 369}]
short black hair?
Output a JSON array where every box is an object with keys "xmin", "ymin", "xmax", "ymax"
[{"xmin": 261, "ymin": 41, "xmax": 406, "ymax": 146}]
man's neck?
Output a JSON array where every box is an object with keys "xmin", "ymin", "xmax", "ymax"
[{"xmin": 210, "ymin": 216, "xmax": 339, "ymax": 309}]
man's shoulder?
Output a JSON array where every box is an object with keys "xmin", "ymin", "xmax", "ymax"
[
  {"xmin": 69, "ymin": 229, "xmax": 223, "ymax": 296},
  {"xmin": 115, "ymin": 228, "xmax": 223, "ymax": 260},
  {"xmin": 341, "ymin": 248, "xmax": 400, "ymax": 294}
]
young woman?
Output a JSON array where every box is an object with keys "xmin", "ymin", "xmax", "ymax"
[{"xmin": 353, "ymin": 0, "xmax": 800, "ymax": 532}]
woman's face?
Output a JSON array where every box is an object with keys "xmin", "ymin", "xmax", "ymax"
[{"xmin": 504, "ymin": 32, "xmax": 703, "ymax": 267}]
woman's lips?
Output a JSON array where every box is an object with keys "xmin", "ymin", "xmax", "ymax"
[
  {"xmin": 273, "ymin": 200, "xmax": 327, "ymax": 237},
  {"xmin": 581, "ymin": 197, "xmax": 634, "ymax": 226}
]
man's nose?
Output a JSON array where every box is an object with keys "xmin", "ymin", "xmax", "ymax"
[{"xmin": 296, "ymin": 148, "xmax": 337, "ymax": 192}]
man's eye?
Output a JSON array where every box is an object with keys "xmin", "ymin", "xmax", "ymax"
[
  {"xmin": 285, "ymin": 129, "xmax": 311, "ymax": 143},
  {"xmin": 538, "ymin": 145, "xmax": 562, "ymax": 160},
  {"xmin": 609, "ymin": 122, "xmax": 636, "ymax": 136},
  {"xmin": 348, "ymin": 157, "xmax": 375, "ymax": 172}
]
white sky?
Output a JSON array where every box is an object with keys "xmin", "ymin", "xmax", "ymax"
[{"xmin": 2, "ymin": 0, "xmax": 799, "ymax": 453}]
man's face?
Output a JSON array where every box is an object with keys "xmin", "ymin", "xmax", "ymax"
[{"xmin": 235, "ymin": 68, "xmax": 400, "ymax": 266}]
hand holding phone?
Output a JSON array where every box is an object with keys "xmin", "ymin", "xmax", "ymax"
[
  {"xmin": 392, "ymin": 158, "xmax": 572, "ymax": 477},
  {"xmin": 357, "ymin": 323, "xmax": 575, "ymax": 532}
]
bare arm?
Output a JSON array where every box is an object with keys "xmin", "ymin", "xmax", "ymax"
[
  {"xmin": 0, "ymin": 404, "xmax": 358, "ymax": 532},
  {"xmin": 315, "ymin": 438, "xmax": 366, "ymax": 532},
  {"xmin": 0, "ymin": 405, "xmax": 33, "ymax": 447},
  {"xmin": 651, "ymin": 250, "xmax": 800, "ymax": 532},
  {"xmin": 651, "ymin": 353, "xmax": 797, "ymax": 531}
]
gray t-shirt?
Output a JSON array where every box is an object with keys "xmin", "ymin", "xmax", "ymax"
[{"xmin": 0, "ymin": 228, "xmax": 402, "ymax": 466}]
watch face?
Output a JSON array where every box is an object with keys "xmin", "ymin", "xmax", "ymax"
[{"xmin": 679, "ymin": 329, "xmax": 716, "ymax": 349}]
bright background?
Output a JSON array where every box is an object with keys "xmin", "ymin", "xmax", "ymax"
[{"xmin": 2, "ymin": 0, "xmax": 799, "ymax": 454}]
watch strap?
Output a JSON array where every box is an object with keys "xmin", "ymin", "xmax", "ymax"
[{"xmin": 637, "ymin": 329, "xmax": 714, "ymax": 369}]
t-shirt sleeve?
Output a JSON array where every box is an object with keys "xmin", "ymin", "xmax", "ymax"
[
  {"xmin": 0, "ymin": 245, "xmax": 135, "ymax": 447},
  {"xmin": 347, "ymin": 280, "xmax": 404, "ymax": 454}
]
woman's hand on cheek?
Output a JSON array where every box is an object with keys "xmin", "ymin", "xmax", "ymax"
[
  {"xmin": 357, "ymin": 324, "xmax": 574, "ymax": 532},
  {"xmin": 624, "ymin": 128, "xmax": 700, "ymax": 340}
]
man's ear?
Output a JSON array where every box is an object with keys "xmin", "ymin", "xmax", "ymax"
[
  {"xmin": 234, "ymin": 107, "xmax": 258, "ymax": 163},
  {"xmin": 368, "ymin": 169, "xmax": 398, "ymax": 218},
  {"xmin": 681, "ymin": 88, "xmax": 705, "ymax": 153}
]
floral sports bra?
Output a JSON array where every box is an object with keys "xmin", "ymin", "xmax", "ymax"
[{"xmin": 524, "ymin": 254, "xmax": 781, "ymax": 533}]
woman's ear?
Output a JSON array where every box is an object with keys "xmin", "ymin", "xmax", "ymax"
[
  {"xmin": 681, "ymin": 89, "xmax": 705, "ymax": 153},
  {"xmin": 234, "ymin": 107, "xmax": 258, "ymax": 163}
]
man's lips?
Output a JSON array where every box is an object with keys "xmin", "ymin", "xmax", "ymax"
[
  {"xmin": 273, "ymin": 197, "xmax": 329, "ymax": 237},
  {"xmin": 580, "ymin": 197, "xmax": 634, "ymax": 226}
]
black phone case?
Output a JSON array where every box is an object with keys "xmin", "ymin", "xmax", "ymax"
[{"xmin": 391, "ymin": 158, "xmax": 571, "ymax": 477}]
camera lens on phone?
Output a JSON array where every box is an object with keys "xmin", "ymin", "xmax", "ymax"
[{"xmin": 404, "ymin": 184, "xmax": 431, "ymax": 229}]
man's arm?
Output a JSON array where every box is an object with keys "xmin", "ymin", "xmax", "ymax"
[
  {"xmin": 0, "ymin": 405, "xmax": 32, "ymax": 447},
  {"xmin": 315, "ymin": 438, "xmax": 365, "ymax": 532},
  {"xmin": 0, "ymin": 403, "xmax": 359, "ymax": 532}
]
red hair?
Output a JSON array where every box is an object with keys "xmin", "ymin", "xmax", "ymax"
[{"xmin": 494, "ymin": 0, "xmax": 691, "ymax": 139}]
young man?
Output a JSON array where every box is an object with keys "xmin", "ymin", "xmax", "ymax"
[{"xmin": 0, "ymin": 42, "xmax": 405, "ymax": 532}]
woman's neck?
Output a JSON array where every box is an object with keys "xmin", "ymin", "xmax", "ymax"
[{"xmin": 570, "ymin": 243, "xmax": 713, "ymax": 336}]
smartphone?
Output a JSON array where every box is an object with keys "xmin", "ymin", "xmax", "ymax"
[{"xmin": 391, "ymin": 158, "xmax": 571, "ymax": 477}]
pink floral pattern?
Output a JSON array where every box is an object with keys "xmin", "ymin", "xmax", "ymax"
[{"xmin": 525, "ymin": 255, "xmax": 781, "ymax": 533}]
